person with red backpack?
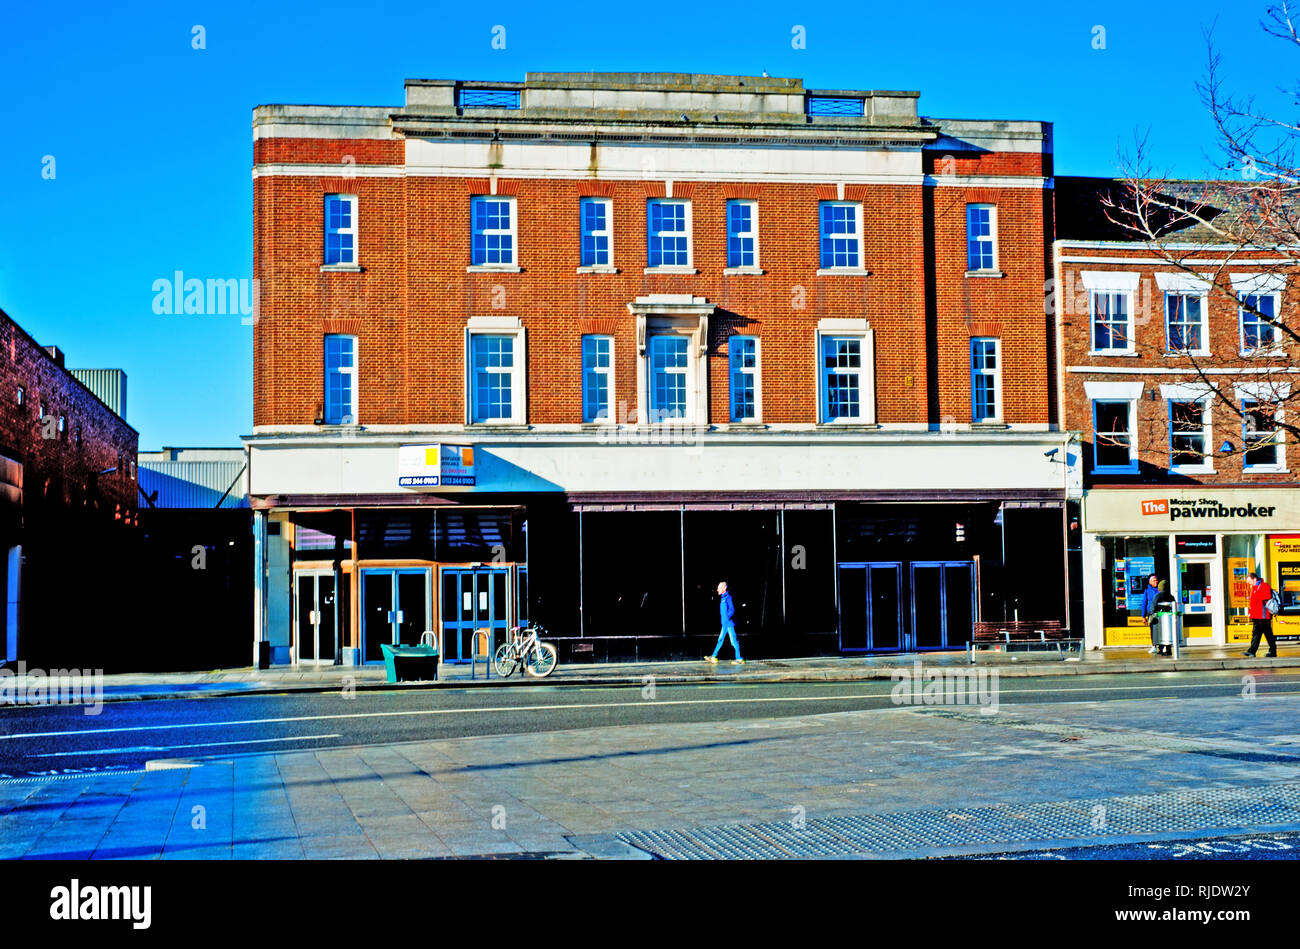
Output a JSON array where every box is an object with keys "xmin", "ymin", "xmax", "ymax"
[{"xmin": 1243, "ymin": 571, "xmax": 1279, "ymax": 659}]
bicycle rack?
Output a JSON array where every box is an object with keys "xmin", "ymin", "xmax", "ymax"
[{"xmin": 470, "ymin": 627, "xmax": 494, "ymax": 680}]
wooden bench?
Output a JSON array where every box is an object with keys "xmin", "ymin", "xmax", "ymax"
[{"xmin": 968, "ymin": 621, "xmax": 1081, "ymax": 663}]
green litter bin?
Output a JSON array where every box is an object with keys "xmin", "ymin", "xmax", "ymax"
[{"xmin": 380, "ymin": 642, "xmax": 439, "ymax": 683}]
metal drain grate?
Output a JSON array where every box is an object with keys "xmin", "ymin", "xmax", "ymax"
[{"xmin": 616, "ymin": 781, "xmax": 1300, "ymax": 859}]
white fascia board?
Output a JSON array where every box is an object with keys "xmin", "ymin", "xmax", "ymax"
[
  {"xmin": 1055, "ymin": 238, "xmax": 1300, "ymax": 251},
  {"xmin": 408, "ymin": 139, "xmax": 923, "ymax": 182},
  {"xmin": 1079, "ymin": 271, "xmax": 1141, "ymax": 292},
  {"xmin": 816, "ymin": 317, "xmax": 871, "ymax": 332},
  {"xmin": 467, "ymin": 315, "xmax": 522, "ymax": 329},
  {"xmin": 1153, "ymin": 272, "xmax": 1213, "ymax": 292},
  {"xmin": 1159, "ymin": 382, "xmax": 1218, "ymax": 401},
  {"xmin": 1068, "ymin": 365, "xmax": 1300, "ymax": 375},
  {"xmin": 925, "ymin": 175, "xmax": 1051, "ymax": 189},
  {"xmin": 252, "ymin": 106, "xmax": 399, "ymax": 140},
  {"xmin": 1234, "ymin": 381, "xmax": 1292, "ymax": 401},
  {"xmin": 1230, "ymin": 272, "xmax": 1287, "ymax": 294},
  {"xmin": 1083, "ymin": 380, "xmax": 1144, "ymax": 400},
  {"xmin": 247, "ymin": 436, "xmax": 1073, "ymax": 496}
]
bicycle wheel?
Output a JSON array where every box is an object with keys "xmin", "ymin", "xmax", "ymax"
[
  {"xmin": 524, "ymin": 642, "xmax": 557, "ymax": 678},
  {"xmin": 494, "ymin": 643, "xmax": 519, "ymax": 677}
]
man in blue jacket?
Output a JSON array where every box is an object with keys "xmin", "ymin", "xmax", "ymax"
[
  {"xmin": 1140, "ymin": 573, "xmax": 1161, "ymax": 655},
  {"xmin": 706, "ymin": 581, "xmax": 743, "ymax": 664}
]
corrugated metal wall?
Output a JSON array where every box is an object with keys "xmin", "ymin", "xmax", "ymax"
[
  {"xmin": 137, "ymin": 460, "xmax": 248, "ymax": 508},
  {"xmin": 70, "ymin": 368, "xmax": 127, "ymax": 420}
]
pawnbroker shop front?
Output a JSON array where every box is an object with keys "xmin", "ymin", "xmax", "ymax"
[{"xmin": 1081, "ymin": 486, "xmax": 1300, "ymax": 648}]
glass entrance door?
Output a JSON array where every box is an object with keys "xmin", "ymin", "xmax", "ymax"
[
  {"xmin": 1176, "ymin": 555, "xmax": 1220, "ymax": 641},
  {"xmin": 910, "ymin": 561, "xmax": 974, "ymax": 651},
  {"xmin": 294, "ymin": 572, "xmax": 338, "ymax": 665},
  {"xmin": 360, "ymin": 568, "xmax": 432, "ymax": 664},
  {"xmin": 440, "ymin": 567, "xmax": 511, "ymax": 662},
  {"xmin": 837, "ymin": 562, "xmax": 903, "ymax": 652}
]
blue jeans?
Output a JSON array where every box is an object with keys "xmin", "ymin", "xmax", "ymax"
[{"xmin": 711, "ymin": 624, "xmax": 741, "ymax": 659}]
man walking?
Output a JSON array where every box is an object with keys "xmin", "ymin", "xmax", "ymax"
[
  {"xmin": 1243, "ymin": 570, "xmax": 1278, "ymax": 658},
  {"xmin": 706, "ymin": 581, "xmax": 743, "ymax": 664}
]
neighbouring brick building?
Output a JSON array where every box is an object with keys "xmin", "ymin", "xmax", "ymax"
[
  {"xmin": 1056, "ymin": 178, "xmax": 1300, "ymax": 650},
  {"xmin": 0, "ymin": 306, "xmax": 138, "ymax": 668},
  {"xmin": 246, "ymin": 72, "xmax": 1073, "ymax": 667}
]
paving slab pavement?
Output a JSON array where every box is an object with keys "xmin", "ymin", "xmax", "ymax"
[
  {"xmin": 5, "ymin": 644, "xmax": 1299, "ymax": 704},
  {"xmin": 3, "ymin": 687, "xmax": 1299, "ymax": 859}
]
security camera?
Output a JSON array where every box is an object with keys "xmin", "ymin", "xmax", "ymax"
[{"xmin": 1043, "ymin": 448, "xmax": 1059, "ymax": 459}]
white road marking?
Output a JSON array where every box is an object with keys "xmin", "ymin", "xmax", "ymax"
[
  {"xmin": 0, "ymin": 679, "xmax": 1294, "ymax": 741},
  {"xmin": 26, "ymin": 734, "xmax": 343, "ymax": 757}
]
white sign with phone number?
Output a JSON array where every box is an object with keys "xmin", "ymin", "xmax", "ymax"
[{"xmin": 397, "ymin": 444, "xmax": 475, "ymax": 488}]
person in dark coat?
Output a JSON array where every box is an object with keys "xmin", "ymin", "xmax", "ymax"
[{"xmin": 1149, "ymin": 580, "xmax": 1178, "ymax": 656}]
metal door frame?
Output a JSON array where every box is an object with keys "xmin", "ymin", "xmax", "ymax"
[
  {"xmin": 439, "ymin": 566, "xmax": 512, "ymax": 663},
  {"xmin": 909, "ymin": 560, "xmax": 975, "ymax": 651},
  {"xmin": 359, "ymin": 567, "xmax": 432, "ymax": 665},
  {"xmin": 836, "ymin": 561, "xmax": 904, "ymax": 653},
  {"xmin": 293, "ymin": 568, "xmax": 338, "ymax": 666},
  {"xmin": 1174, "ymin": 551, "xmax": 1223, "ymax": 643}
]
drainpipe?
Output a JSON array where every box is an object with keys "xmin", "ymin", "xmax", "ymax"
[{"xmin": 253, "ymin": 509, "xmax": 269, "ymax": 669}]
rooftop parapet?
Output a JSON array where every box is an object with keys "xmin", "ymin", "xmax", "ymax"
[{"xmin": 399, "ymin": 72, "xmax": 924, "ymax": 130}]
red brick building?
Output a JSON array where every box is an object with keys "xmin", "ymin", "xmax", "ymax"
[
  {"xmin": 0, "ymin": 306, "xmax": 138, "ymax": 667},
  {"xmin": 246, "ymin": 73, "xmax": 1072, "ymax": 666},
  {"xmin": 1055, "ymin": 178, "xmax": 1300, "ymax": 650}
]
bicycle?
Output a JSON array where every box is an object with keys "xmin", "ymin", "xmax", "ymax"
[{"xmin": 494, "ymin": 623, "xmax": 558, "ymax": 678}]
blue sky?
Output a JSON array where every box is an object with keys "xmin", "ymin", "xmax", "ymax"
[{"xmin": 0, "ymin": 1, "xmax": 1287, "ymax": 449}]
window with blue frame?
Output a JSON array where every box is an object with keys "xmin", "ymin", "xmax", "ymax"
[
  {"xmin": 1241, "ymin": 293, "xmax": 1279, "ymax": 352},
  {"xmin": 1091, "ymin": 291, "xmax": 1132, "ymax": 352},
  {"xmin": 729, "ymin": 336, "xmax": 759, "ymax": 421},
  {"xmin": 582, "ymin": 335, "xmax": 613, "ymax": 422},
  {"xmin": 966, "ymin": 204, "xmax": 996, "ymax": 271},
  {"xmin": 324, "ymin": 334, "xmax": 357, "ymax": 424},
  {"xmin": 819, "ymin": 202, "xmax": 861, "ymax": 269},
  {"xmin": 1170, "ymin": 400, "xmax": 1209, "ymax": 469},
  {"xmin": 649, "ymin": 335, "xmax": 689, "ymax": 420},
  {"xmin": 1165, "ymin": 293, "xmax": 1207, "ymax": 353},
  {"xmin": 1243, "ymin": 399, "xmax": 1281, "ymax": 468},
  {"xmin": 647, "ymin": 200, "xmax": 690, "ymax": 267},
  {"xmin": 1093, "ymin": 400, "xmax": 1136, "ymax": 471},
  {"xmin": 470, "ymin": 334, "xmax": 515, "ymax": 422},
  {"xmin": 821, "ymin": 336, "xmax": 862, "ymax": 420},
  {"xmin": 471, "ymin": 197, "xmax": 515, "ymax": 265},
  {"xmin": 970, "ymin": 337, "xmax": 1000, "ymax": 422},
  {"xmin": 580, "ymin": 198, "xmax": 611, "ymax": 267},
  {"xmin": 324, "ymin": 195, "xmax": 357, "ymax": 265},
  {"xmin": 727, "ymin": 200, "xmax": 757, "ymax": 268}
]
